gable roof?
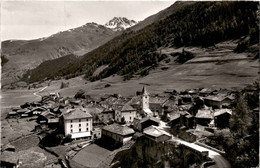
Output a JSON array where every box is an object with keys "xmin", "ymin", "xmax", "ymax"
[
  {"xmin": 143, "ymin": 125, "xmax": 171, "ymax": 138},
  {"xmin": 139, "ymin": 116, "xmax": 160, "ymax": 124},
  {"xmin": 149, "ymin": 96, "xmax": 168, "ymax": 104},
  {"xmin": 214, "ymin": 109, "xmax": 232, "ymax": 117},
  {"xmin": 63, "ymin": 108, "xmax": 92, "ymax": 120},
  {"xmin": 196, "ymin": 109, "xmax": 213, "ymax": 119},
  {"xmin": 102, "ymin": 124, "xmax": 135, "ymax": 136}
]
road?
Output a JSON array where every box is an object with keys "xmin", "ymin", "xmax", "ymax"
[
  {"xmin": 158, "ymin": 120, "xmax": 231, "ymax": 168},
  {"xmin": 33, "ymin": 86, "xmax": 48, "ymax": 98}
]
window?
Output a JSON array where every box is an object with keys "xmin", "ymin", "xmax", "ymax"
[
  {"xmin": 71, "ymin": 124, "xmax": 73, "ymax": 128},
  {"xmin": 87, "ymin": 119, "xmax": 88, "ymax": 121},
  {"xmin": 79, "ymin": 119, "xmax": 81, "ymax": 122},
  {"xmin": 130, "ymin": 117, "xmax": 132, "ymax": 120},
  {"xmin": 79, "ymin": 128, "xmax": 81, "ymax": 132},
  {"xmin": 86, "ymin": 123, "xmax": 88, "ymax": 126},
  {"xmin": 71, "ymin": 129, "xmax": 73, "ymax": 133},
  {"xmin": 79, "ymin": 124, "xmax": 81, "ymax": 127},
  {"xmin": 71, "ymin": 120, "xmax": 73, "ymax": 123},
  {"xmin": 87, "ymin": 128, "xmax": 89, "ymax": 131}
]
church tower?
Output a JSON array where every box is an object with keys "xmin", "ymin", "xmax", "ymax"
[{"xmin": 142, "ymin": 86, "xmax": 149, "ymax": 110}]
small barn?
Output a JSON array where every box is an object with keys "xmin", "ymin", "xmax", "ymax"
[
  {"xmin": 195, "ymin": 109, "xmax": 213, "ymax": 126},
  {"xmin": 214, "ymin": 109, "xmax": 232, "ymax": 128}
]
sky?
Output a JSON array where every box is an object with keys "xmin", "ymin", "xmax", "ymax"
[{"xmin": 1, "ymin": 1, "xmax": 175, "ymax": 41}]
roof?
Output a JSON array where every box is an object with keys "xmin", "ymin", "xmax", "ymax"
[
  {"xmin": 196, "ymin": 109, "xmax": 213, "ymax": 119},
  {"xmin": 168, "ymin": 113, "xmax": 181, "ymax": 121},
  {"xmin": 0, "ymin": 151, "xmax": 19, "ymax": 164},
  {"xmin": 128, "ymin": 96, "xmax": 141, "ymax": 105},
  {"xmin": 214, "ymin": 109, "xmax": 232, "ymax": 117},
  {"xmin": 112, "ymin": 104, "xmax": 135, "ymax": 112},
  {"xmin": 102, "ymin": 124, "xmax": 135, "ymax": 136},
  {"xmin": 142, "ymin": 86, "xmax": 149, "ymax": 95},
  {"xmin": 204, "ymin": 95, "xmax": 233, "ymax": 102},
  {"xmin": 149, "ymin": 96, "xmax": 168, "ymax": 104},
  {"xmin": 139, "ymin": 116, "xmax": 160, "ymax": 124},
  {"xmin": 143, "ymin": 125, "xmax": 171, "ymax": 138},
  {"xmin": 63, "ymin": 108, "xmax": 92, "ymax": 120},
  {"xmin": 143, "ymin": 108, "xmax": 153, "ymax": 114},
  {"xmin": 121, "ymin": 104, "xmax": 135, "ymax": 111}
]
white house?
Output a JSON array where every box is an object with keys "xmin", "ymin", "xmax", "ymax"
[
  {"xmin": 62, "ymin": 108, "xmax": 93, "ymax": 139},
  {"xmin": 114, "ymin": 104, "xmax": 137, "ymax": 124}
]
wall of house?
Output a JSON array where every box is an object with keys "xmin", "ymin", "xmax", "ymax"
[
  {"xmin": 93, "ymin": 127, "xmax": 102, "ymax": 139},
  {"xmin": 115, "ymin": 111, "xmax": 136, "ymax": 123},
  {"xmin": 102, "ymin": 129, "xmax": 124, "ymax": 143},
  {"xmin": 64, "ymin": 117, "xmax": 92, "ymax": 138}
]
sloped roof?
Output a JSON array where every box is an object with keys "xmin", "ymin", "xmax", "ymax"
[
  {"xmin": 142, "ymin": 86, "xmax": 149, "ymax": 95},
  {"xmin": 102, "ymin": 124, "xmax": 135, "ymax": 136},
  {"xmin": 128, "ymin": 96, "xmax": 141, "ymax": 105},
  {"xmin": 112, "ymin": 104, "xmax": 135, "ymax": 112},
  {"xmin": 143, "ymin": 108, "xmax": 153, "ymax": 114},
  {"xmin": 121, "ymin": 104, "xmax": 135, "ymax": 111},
  {"xmin": 143, "ymin": 125, "xmax": 171, "ymax": 138},
  {"xmin": 149, "ymin": 96, "xmax": 168, "ymax": 104},
  {"xmin": 214, "ymin": 109, "xmax": 232, "ymax": 117},
  {"xmin": 63, "ymin": 108, "xmax": 92, "ymax": 120},
  {"xmin": 196, "ymin": 109, "xmax": 213, "ymax": 119},
  {"xmin": 139, "ymin": 116, "xmax": 160, "ymax": 124},
  {"xmin": 168, "ymin": 113, "xmax": 181, "ymax": 121}
]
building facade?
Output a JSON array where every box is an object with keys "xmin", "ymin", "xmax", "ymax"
[{"xmin": 62, "ymin": 108, "xmax": 93, "ymax": 139}]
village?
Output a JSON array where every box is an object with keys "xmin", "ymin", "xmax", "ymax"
[{"xmin": 0, "ymin": 85, "xmax": 256, "ymax": 168}]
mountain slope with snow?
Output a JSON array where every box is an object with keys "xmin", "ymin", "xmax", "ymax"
[{"xmin": 105, "ymin": 17, "xmax": 137, "ymax": 31}]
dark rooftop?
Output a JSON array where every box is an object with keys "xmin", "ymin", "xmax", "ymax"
[{"xmin": 102, "ymin": 124, "xmax": 135, "ymax": 136}]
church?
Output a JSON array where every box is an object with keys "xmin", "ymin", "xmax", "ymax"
[{"xmin": 141, "ymin": 87, "xmax": 167, "ymax": 117}]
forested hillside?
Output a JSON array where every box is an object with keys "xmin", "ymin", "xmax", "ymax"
[{"xmin": 23, "ymin": 1, "xmax": 259, "ymax": 83}]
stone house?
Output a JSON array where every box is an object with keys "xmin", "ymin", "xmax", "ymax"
[
  {"xmin": 102, "ymin": 123, "xmax": 135, "ymax": 145},
  {"xmin": 143, "ymin": 126, "xmax": 172, "ymax": 142}
]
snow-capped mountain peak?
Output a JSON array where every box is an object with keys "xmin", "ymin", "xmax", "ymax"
[{"xmin": 104, "ymin": 17, "xmax": 137, "ymax": 31}]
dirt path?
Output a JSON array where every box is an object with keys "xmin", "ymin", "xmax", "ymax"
[{"xmin": 33, "ymin": 86, "xmax": 48, "ymax": 98}]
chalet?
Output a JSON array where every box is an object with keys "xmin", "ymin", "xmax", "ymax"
[
  {"xmin": 133, "ymin": 116, "xmax": 160, "ymax": 131},
  {"xmin": 38, "ymin": 111, "xmax": 59, "ymax": 128},
  {"xmin": 168, "ymin": 113, "xmax": 181, "ymax": 128},
  {"xmin": 214, "ymin": 109, "xmax": 232, "ymax": 128},
  {"xmin": 203, "ymin": 95, "xmax": 233, "ymax": 109},
  {"xmin": 102, "ymin": 124, "xmax": 135, "ymax": 145},
  {"xmin": 0, "ymin": 151, "xmax": 21, "ymax": 168},
  {"xmin": 114, "ymin": 104, "xmax": 136, "ymax": 124},
  {"xmin": 195, "ymin": 109, "xmax": 213, "ymax": 126},
  {"xmin": 61, "ymin": 108, "xmax": 93, "ymax": 139},
  {"xmin": 143, "ymin": 126, "xmax": 171, "ymax": 142}
]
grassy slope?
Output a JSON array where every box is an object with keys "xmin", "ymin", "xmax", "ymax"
[{"xmin": 1, "ymin": 24, "xmax": 116, "ymax": 86}]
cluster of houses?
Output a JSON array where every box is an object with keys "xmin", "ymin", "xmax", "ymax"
[{"xmin": 5, "ymin": 87, "xmax": 237, "ymax": 150}]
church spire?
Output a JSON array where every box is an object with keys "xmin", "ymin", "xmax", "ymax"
[{"xmin": 142, "ymin": 86, "xmax": 148, "ymax": 96}]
